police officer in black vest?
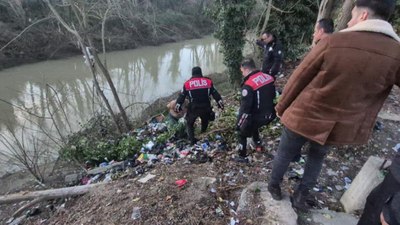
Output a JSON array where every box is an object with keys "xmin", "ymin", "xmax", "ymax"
[
  {"xmin": 175, "ymin": 66, "xmax": 224, "ymax": 144},
  {"xmin": 256, "ymin": 32, "xmax": 283, "ymax": 78},
  {"xmin": 236, "ymin": 58, "xmax": 276, "ymax": 162}
]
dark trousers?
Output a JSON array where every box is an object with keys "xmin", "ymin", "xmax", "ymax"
[
  {"xmin": 238, "ymin": 124, "xmax": 261, "ymax": 157},
  {"xmin": 185, "ymin": 107, "xmax": 211, "ymax": 142},
  {"xmin": 357, "ymin": 171, "xmax": 400, "ymax": 225},
  {"xmin": 269, "ymin": 126, "xmax": 330, "ymax": 190}
]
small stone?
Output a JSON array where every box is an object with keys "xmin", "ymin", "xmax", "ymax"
[
  {"xmin": 327, "ymin": 168, "xmax": 338, "ymax": 176},
  {"xmin": 335, "ymin": 185, "xmax": 344, "ymax": 191},
  {"xmin": 341, "ymin": 166, "xmax": 349, "ymax": 171}
]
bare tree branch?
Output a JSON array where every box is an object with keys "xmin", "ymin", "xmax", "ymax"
[{"xmin": 0, "ymin": 17, "xmax": 53, "ymax": 52}]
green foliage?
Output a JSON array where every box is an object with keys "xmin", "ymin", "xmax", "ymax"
[
  {"xmin": 61, "ymin": 135, "xmax": 142, "ymax": 164},
  {"xmin": 208, "ymin": 0, "xmax": 256, "ymax": 84},
  {"xmin": 263, "ymin": 0, "xmax": 318, "ymax": 60},
  {"xmin": 60, "ymin": 114, "xmax": 187, "ymax": 164},
  {"xmin": 391, "ymin": 0, "xmax": 400, "ymax": 32},
  {"xmin": 156, "ymin": 121, "xmax": 186, "ymax": 144}
]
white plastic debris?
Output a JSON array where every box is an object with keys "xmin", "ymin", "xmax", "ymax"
[
  {"xmin": 393, "ymin": 143, "xmax": 400, "ymax": 152},
  {"xmin": 131, "ymin": 207, "xmax": 141, "ymax": 220},
  {"xmin": 138, "ymin": 174, "xmax": 156, "ymax": 183}
]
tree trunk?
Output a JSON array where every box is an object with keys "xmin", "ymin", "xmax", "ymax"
[
  {"xmin": 90, "ymin": 44, "xmax": 131, "ymax": 131},
  {"xmin": 336, "ymin": 0, "xmax": 354, "ymax": 30},
  {"xmin": 44, "ymin": 0, "xmax": 125, "ymax": 133},
  {"xmin": 260, "ymin": 0, "xmax": 272, "ymax": 35},
  {"xmin": 0, "ymin": 183, "xmax": 103, "ymax": 205},
  {"xmin": 82, "ymin": 45, "xmax": 123, "ymax": 134},
  {"xmin": 317, "ymin": 0, "xmax": 335, "ymax": 21}
]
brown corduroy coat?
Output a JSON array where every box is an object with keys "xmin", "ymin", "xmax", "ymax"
[{"xmin": 276, "ymin": 20, "xmax": 400, "ymax": 145}]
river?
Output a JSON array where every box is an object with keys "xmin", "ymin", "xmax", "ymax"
[{"xmin": 0, "ymin": 36, "xmax": 224, "ymax": 176}]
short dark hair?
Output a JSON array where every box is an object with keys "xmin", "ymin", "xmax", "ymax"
[
  {"xmin": 261, "ymin": 31, "xmax": 276, "ymax": 41},
  {"xmin": 355, "ymin": 0, "xmax": 396, "ymax": 20},
  {"xmin": 382, "ymin": 192, "xmax": 400, "ymax": 225},
  {"xmin": 318, "ymin": 18, "xmax": 334, "ymax": 34},
  {"xmin": 240, "ymin": 58, "xmax": 256, "ymax": 70},
  {"xmin": 192, "ymin": 66, "xmax": 202, "ymax": 76}
]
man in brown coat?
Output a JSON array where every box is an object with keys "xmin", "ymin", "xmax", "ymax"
[{"xmin": 267, "ymin": 0, "xmax": 400, "ymax": 211}]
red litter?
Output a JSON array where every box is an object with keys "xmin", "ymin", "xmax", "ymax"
[{"xmin": 175, "ymin": 179, "xmax": 187, "ymax": 188}]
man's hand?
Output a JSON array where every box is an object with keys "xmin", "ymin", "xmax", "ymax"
[
  {"xmin": 217, "ymin": 100, "xmax": 224, "ymax": 110},
  {"xmin": 174, "ymin": 103, "xmax": 182, "ymax": 113},
  {"xmin": 275, "ymin": 106, "xmax": 281, "ymax": 118}
]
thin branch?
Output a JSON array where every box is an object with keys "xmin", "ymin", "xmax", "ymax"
[
  {"xmin": 0, "ymin": 17, "xmax": 52, "ymax": 52},
  {"xmin": 0, "ymin": 99, "xmax": 50, "ymax": 119},
  {"xmin": 46, "ymin": 84, "xmax": 73, "ymax": 132}
]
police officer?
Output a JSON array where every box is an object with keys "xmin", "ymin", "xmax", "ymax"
[
  {"xmin": 175, "ymin": 66, "xmax": 224, "ymax": 144},
  {"xmin": 236, "ymin": 58, "xmax": 276, "ymax": 162},
  {"xmin": 256, "ymin": 32, "xmax": 283, "ymax": 78}
]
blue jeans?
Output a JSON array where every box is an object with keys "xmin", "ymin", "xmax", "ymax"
[{"xmin": 269, "ymin": 126, "xmax": 330, "ymax": 189}]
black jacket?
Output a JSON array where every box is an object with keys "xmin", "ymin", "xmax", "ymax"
[
  {"xmin": 237, "ymin": 70, "xmax": 276, "ymax": 127},
  {"xmin": 390, "ymin": 151, "xmax": 400, "ymax": 182},
  {"xmin": 256, "ymin": 39, "xmax": 283, "ymax": 77},
  {"xmin": 176, "ymin": 75, "xmax": 222, "ymax": 109}
]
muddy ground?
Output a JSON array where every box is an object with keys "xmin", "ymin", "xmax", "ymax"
[{"xmin": 0, "ymin": 67, "xmax": 399, "ymax": 225}]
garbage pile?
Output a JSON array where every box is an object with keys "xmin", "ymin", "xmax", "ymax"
[{"xmin": 73, "ymin": 116, "xmax": 229, "ymax": 186}]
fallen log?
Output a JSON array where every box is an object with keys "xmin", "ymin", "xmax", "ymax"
[
  {"xmin": 12, "ymin": 197, "xmax": 46, "ymax": 218},
  {"xmin": 0, "ymin": 183, "xmax": 103, "ymax": 205}
]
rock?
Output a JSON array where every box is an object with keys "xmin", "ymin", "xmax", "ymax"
[
  {"xmin": 237, "ymin": 182, "xmax": 297, "ymax": 225},
  {"xmin": 310, "ymin": 209, "xmax": 358, "ymax": 225},
  {"xmin": 193, "ymin": 177, "xmax": 216, "ymax": 190},
  {"xmin": 64, "ymin": 174, "xmax": 79, "ymax": 185},
  {"xmin": 340, "ymin": 156, "xmax": 386, "ymax": 213},
  {"xmin": 378, "ymin": 111, "xmax": 400, "ymax": 121},
  {"xmin": 326, "ymin": 168, "xmax": 338, "ymax": 177},
  {"xmin": 335, "ymin": 185, "xmax": 344, "ymax": 191}
]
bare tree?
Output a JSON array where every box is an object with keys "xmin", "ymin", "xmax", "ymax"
[
  {"xmin": 336, "ymin": 0, "xmax": 354, "ymax": 30},
  {"xmin": 43, "ymin": 0, "xmax": 131, "ymax": 132},
  {"xmin": 316, "ymin": 0, "xmax": 335, "ymax": 21},
  {"xmin": 0, "ymin": 0, "xmax": 26, "ymax": 26},
  {"xmin": 0, "ymin": 126, "xmax": 51, "ymax": 183}
]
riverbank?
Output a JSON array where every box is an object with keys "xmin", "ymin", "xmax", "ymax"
[
  {"xmin": 1, "ymin": 64, "xmax": 400, "ymax": 224},
  {"xmin": 0, "ymin": 71, "xmax": 232, "ymax": 194},
  {"xmin": 0, "ymin": 1, "xmax": 214, "ymax": 70}
]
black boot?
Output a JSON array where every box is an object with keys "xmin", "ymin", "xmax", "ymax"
[
  {"xmin": 187, "ymin": 124, "xmax": 197, "ymax": 145},
  {"xmin": 267, "ymin": 183, "xmax": 282, "ymax": 200},
  {"xmin": 291, "ymin": 185, "xmax": 311, "ymax": 212}
]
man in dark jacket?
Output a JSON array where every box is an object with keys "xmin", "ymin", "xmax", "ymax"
[
  {"xmin": 358, "ymin": 151, "xmax": 400, "ymax": 225},
  {"xmin": 312, "ymin": 18, "xmax": 334, "ymax": 45},
  {"xmin": 175, "ymin": 66, "xmax": 224, "ymax": 144},
  {"xmin": 268, "ymin": 0, "xmax": 399, "ymax": 212},
  {"xmin": 380, "ymin": 191, "xmax": 400, "ymax": 225},
  {"xmin": 256, "ymin": 32, "xmax": 283, "ymax": 78},
  {"xmin": 235, "ymin": 58, "xmax": 276, "ymax": 163}
]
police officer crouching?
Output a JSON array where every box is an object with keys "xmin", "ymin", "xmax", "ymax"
[
  {"xmin": 175, "ymin": 66, "xmax": 224, "ymax": 145},
  {"xmin": 236, "ymin": 58, "xmax": 276, "ymax": 163}
]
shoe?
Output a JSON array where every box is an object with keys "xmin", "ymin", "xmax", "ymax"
[
  {"xmin": 233, "ymin": 155, "xmax": 249, "ymax": 163},
  {"xmin": 291, "ymin": 186, "xmax": 312, "ymax": 212},
  {"xmin": 190, "ymin": 138, "xmax": 199, "ymax": 145},
  {"xmin": 268, "ymin": 183, "xmax": 282, "ymax": 200}
]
